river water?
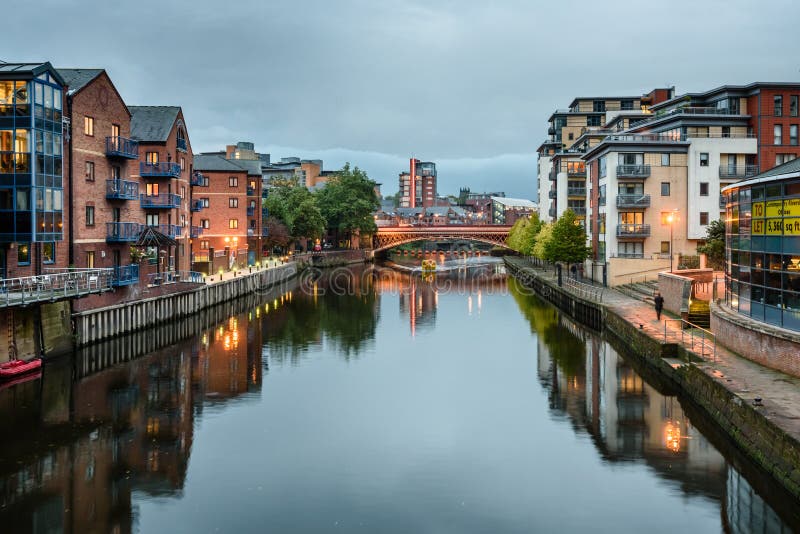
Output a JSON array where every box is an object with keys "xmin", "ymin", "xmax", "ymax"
[{"xmin": 1, "ymin": 260, "xmax": 798, "ymax": 533}]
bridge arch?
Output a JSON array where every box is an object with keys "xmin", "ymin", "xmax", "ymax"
[{"xmin": 372, "ymin": 226, "xmax": 512, "ymax": 253}]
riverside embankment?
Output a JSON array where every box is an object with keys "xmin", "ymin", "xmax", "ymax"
[{"xmin": 504, "ymin": 256, "xmax": 800, "ymax": 499}]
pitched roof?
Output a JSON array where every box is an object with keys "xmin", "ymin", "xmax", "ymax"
[
  {"xmin": 0, "ymin": 61, "xmax": 66, "ymax": 85},
  {"xmin": 194, "ymin": 154, "xmax": 247, "ymax": 172},
  {"xmin": 129, "ymin": 106, "xmax": 180, "ymax": 142},
  {"xmin": 230, "ymin": 158, "xmax": 263, "ymax": 176},
  {"xmin": 491, "ymin": 197, "xmax": 537, "ymax": 208},
  {"xmin": 57, "ymin": 68, "xmax": 103, "ymax": 94}
]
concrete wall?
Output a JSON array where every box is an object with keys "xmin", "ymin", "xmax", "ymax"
[
  {"xmin": 658, "ymin": 271, "xmax": 693, "ymax": 316},
  {"xmin": 607, "ymin": 256, "xmax": 670, "ymax": 286}
]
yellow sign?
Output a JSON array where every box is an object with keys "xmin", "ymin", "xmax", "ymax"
[
  {"xmin": 784, "ymin": 198, "xmax": 800, "ymax": 217},
  {"xmin": 766, "ymin": 218, "xmax": 784, "ymax": 235},
  {"xmin": 752, "ymin": 218, "xmax": 764, "ymax": 235},
  {"xmin": 752, "ymin": 202, "xmax": 764, "ymax": 218},
  {"xmin": 785, "ymin": 218, "xmax": 800, "ymax": 235},
  {"xmin": 765, "ymin": 200, "xmax": 783, "ymax": 217}
]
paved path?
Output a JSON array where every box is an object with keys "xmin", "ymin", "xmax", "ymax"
[
  {"xmin": 510, "ymin": 259, "xmax": 800, "ymax": 443},
  {"xmin": 204, "ymin": 259, "xmax": 288, "ymax": 285}
]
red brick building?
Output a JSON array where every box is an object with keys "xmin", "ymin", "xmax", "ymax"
[{"xmin": 191, "ymin": 154, "xmax": 249, "ymax": 272}]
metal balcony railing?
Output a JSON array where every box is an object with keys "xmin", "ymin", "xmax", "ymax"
[
  {"xmin": 599, "ymin": 197, "xmax": 606, "ymax": 207},
  {"xmin": 247, "ymin": 186, "xmax": 256, "ymax": 196},
  {"xmin": 190, "ymin": 226, "xmax": 204, "ymax": 238},
  {"xmin": 262, "ymin": 227, "xmax": 270, "ymax": 236},
  {"xmin": 566, "ymin": 167, "xmax": 586, "ymax": 176},
  {"xmin": 141, "ymin": 193, "xmax": 180, "ymax": 209},
  {"xmin": 247, "ymin": 228, "xmax": 254, "ymax": 236},
  {"xmin": 112, "ymin": 264, "xmax": 140, "ymax": 287},
  {"xmin": 548, "ymin": 190, "xmax": 557, "ymax": 199},
  {"xmin": 149, "ymin": 224, "xmax": 181, "ymax": 238},
  {"xmin": 616, "ymin": 223, "xmax": 651, "ymax": 237},
  {"xmin": 190, "ymin": 200, "xmax": 204, "ymax": 212},
  {"xmin": 616, "ymin": 164, "xmax": 651, "ymax": 177},
  {"xmin": 719, "ymin": 165, "xmax": 759, "ymax": 179},
  {"xmin": 140, "ymin": 161, "xmax": 181, "ymax": 178},
  {"xmin": 0, "ymin": 268, "xmax": 113, "ymax": 307},
  {"xmin": 106, "ymin": 179, "xmax": 139, "ymax": 200},
  {"xmin": 616, "ymin": 194, "xmax": 651, "ymax": 208},
  {"xmin": 567, "ymin": 187, "xmax": 586, "ymax": 197},
  {"xmin": 147, "ymin": 271, "xmax": 204, "ymax": 286},
  {"xmin": 570, "ymin": 207, "xmax": 587, "ymax": 216},
  {"xmin": 247, "ymin": 206, "xmax": 255, "ymax": 216},
  {"xmin": 106, "ymin": 222, "xmax": 141, "ymax": 242},
  {"xmin": 191, "ymin": 172, "xmax": 205, "ymax": 186},
  {"xmin": 106, "ymin": 136, "xmax": 139, "ymax": 159},
  {"xmin": 176, "ymin": 138, "xmax": 187, "ymax": 152}
]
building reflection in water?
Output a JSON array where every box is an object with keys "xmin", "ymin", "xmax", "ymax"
[{"xmin": 510, "ymin": 278, "xmax": 797, "ymax": 532}]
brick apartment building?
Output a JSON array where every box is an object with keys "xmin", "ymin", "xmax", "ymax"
[
  {"xmin": 399, "ymin": 158, "xmax": 437, "ymax": 208},
  {"xmin": 0, "ymin": 62, "xmax": 68, "ymax": 278}
]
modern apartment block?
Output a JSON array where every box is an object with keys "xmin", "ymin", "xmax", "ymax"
[
  {"xmin": 0, "ymin": 62, "xmax": 67, "ymax": 278},
  {"xmin": 399, "ymin": 158, "xmax": 436, "ymax": 208}
]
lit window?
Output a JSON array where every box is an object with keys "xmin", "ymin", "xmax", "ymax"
[
  {"xmin": 229, "ymin": 219, "xmax": 238, "ymax": 229},
  {"xmin": 86, "ymin": 251, "xmax": 95, "ymax": 268},
  {"xmin": 146, "ymin": 152, "xmax": 158, "ymax": 164},
  {"xmin": 42, "ymin": 242, "xmax": 55, "ymax": 264},
  {"xmin": 84, "ymin": 116, "xmax": 94, "ymax": 136},
  {"xmin": 17, "ymin": 243, "xmax": 30, "ymax": 265}
]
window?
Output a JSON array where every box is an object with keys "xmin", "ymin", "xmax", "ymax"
[
  {"xmin": 229, "ymin": 176, "xmax": 238, "ymax": 187},
  {"xmin": 700, "ymin": 212, "xmax": 709, "ymax": 225},
  {"xmin": 661, "ymin": 153, "xmax": 670, "ymax": 166},
  {"xmin": 775, "ymin": 124, "xmax": 783, "ymax": 145},
  {"xmin": 661, "ymin": 182, "xmax": 671, "ymax": 196},
  {"xmin": 200, "ymin": 240, "xmax": 209, "ymax": 249},
  {"xmin": 201, "ymin": 198, "xmax": 209, "ymax": 207},
  {"xmin": 84, "ymin": 116, "xmax": 94, "ymax": 136},
  {"xmin": 568, "ymin": 132, "xmax": 574, "ymax": 140},
  {"xmin": 661, "ymin": 241, "xmax": 670, "ymax": 254},
  {"xmin": 699, "ymin": 153, "xmax": 709, "ymax": 166},
  {"xmin": 201, "ymin": 219, "xmax": 210, "ymax": 229},
  {"xmin": 111, "ymin": 165, "xmax": 120, "ymax": 180},
  {"xmin": 111, "ymin": 124, "xmax": 119, "ymax": 138},
  {"xmin": 180, "ymin": 214, "xmax": 186, "ymax": 227},
  {"xmin": 791, "ymin": 95, "xmax": 799, "ymax": 117},
  {"xmin": 146, "ymin": 183, "xmax": 159, "ymax": 196},
  {"xmin": 791, "ymin": 125, "xmax": 798, "ymax": 146},
  {"xmin": 700, "ymin": 182, "xmax": 709, "ymax": 196},
  {"xmin": 587, "ymin": 115, "xmax": 602, "ymax": 127},
  {"xmin": 85, "ymin": 205, "xmax": 95, "ymax": 226},
  {"xmin": 661, "ymin": 211, "xmax": 677, "ymax": 225},
  {"xmin": 146, "ymin": 214, "xmax": 159, "ymax": 226},
  {"xmin": 17, "ymin": 243, "xmax": 30, "ymax": 265},
  {"xmin": 146, "ymin": 151, "xmax": 158, "ymax": 164},
  {"xmin": 774, "ymin": 95, "xmax": 783, "ymax": 117},
  {"xmin": 229, "ymin": 197, "xmax": 239, "ymax": 208},
  {"xmin": 721, "ymin": 126, "xmax": 731, "ymax": 138},
  {"xmin": 776, "ymin": 154, "xmax": 797, "ymax": 165},
  {"xmin": 86, "ymin": 251, "xmax": 95, "ymax": 269},
  {"xmin": 617, "ymin": 242, "xmax": 643, "ymax": 258},
  {"xmin": 592, "ymin": 100, "xmax": 605, "ymax": 112},
  {"xmin": 85, "ymin": 161, "xmax": 95, "ymax": 181},
  {"xmin": 229, "ymin": 219, "xmax": 238, "ymax": 229},
  {"xmin": 180, "ymin": 157, "xmax": 186, "ymax": 171},
  {"xmin": 42, "ymin": 242, "xmax": 55, "ymax": 264},
  {"xmin": 621, "ymin": 100, "xmax": 634, "ymax": 110}
]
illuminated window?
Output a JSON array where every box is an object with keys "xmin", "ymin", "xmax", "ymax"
[
  {"xmin": 84, "ymin": 116, "xmax": 94, "ymax": 136},
  {"xmin": 17, "ymin": 243, "xmax": 30, "ymax": 265},
  {"xmin": 42, "ymin": 242, "xmax": 55, "ymax": 264},
  {"xmin": 146, "ymin": 151, "xmax": 158, "ymax": 164},
  {"xmin": 86, "ymin": 251, "xmax": 95, "ymax": 268},
  {"xmin": 229, "ymin": 219, "xmax": 238, "ymax": 229}
]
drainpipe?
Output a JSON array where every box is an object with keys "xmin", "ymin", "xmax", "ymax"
[{"xmin": 67, "ymin": 92, "xmax": 75, "ymax": 267}]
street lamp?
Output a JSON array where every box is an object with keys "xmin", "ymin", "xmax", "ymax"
[{"xmin": 666, "ymin": 210, "xmax": 677, "ymax": 272}]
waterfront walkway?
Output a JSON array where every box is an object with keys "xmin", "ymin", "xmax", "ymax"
[{"xmin": 508, "ymin": 258, "xmax": 800, "ymax": 444}]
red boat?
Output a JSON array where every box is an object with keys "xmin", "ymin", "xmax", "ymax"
[{"xmin": 0, "ymin": 358, "xmax": 42, "ymax": 379}]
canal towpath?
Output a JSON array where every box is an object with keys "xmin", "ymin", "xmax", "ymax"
[{"xmin": 505, "ymin": 258, "xmax": 800, "ymax": 446}]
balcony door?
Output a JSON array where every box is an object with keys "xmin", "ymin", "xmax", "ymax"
[
  {"xmin": 727, "ymin": 154, "xmax": 737, "ymax": 175},
  {"xmin": 618, "ymin": 153, "xmax": 643, "ymax": 166}
]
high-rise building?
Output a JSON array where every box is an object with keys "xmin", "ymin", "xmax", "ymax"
[{"xmin": 399, "ymin": 158, "xmax": 436, "ymax": 208}]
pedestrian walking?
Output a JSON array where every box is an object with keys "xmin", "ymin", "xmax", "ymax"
[{"xmin": 654, "ymin": 292, "xmax": 664, "ymax": 320}]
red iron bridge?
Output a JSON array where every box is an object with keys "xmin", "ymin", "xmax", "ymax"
[{"xmin": 372, "ymin": 225, "xmax": 512, "ymax": 252}]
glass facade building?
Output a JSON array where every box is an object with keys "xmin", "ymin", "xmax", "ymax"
[
  {"xmin": 722, "ymin": 162, "xmax": 800, "ymax": 332},
  {"xmin": 0, "ymin": 63, "xmax": 65, "ymax": 251}
]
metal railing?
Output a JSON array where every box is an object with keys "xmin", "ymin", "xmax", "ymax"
[
  {"xmin": 191, "ymin": 172, "xmax": 205, "ymax": 186},
  {"xmin": 106, "ymin": 222, "xmax": 141, "ymax": 242},
  {"xmin": 190, "ymin": 200, "xmax": 204, "ymax": 212},
  {"xmin": 0, "ymin": 268, "xmax": 113, "ymax": 307},
  {"xmin": 718, "ymin": 165, "xmax": 759, "ymax": 179},
  {"xmin": 149, "ymin": 224, "xmax": 181, "ymax": 238},
  {"xmin": 617, "ymin": 223, "xmax": 650, "ymax": 237},
  {"xmin": 140, "ymin": 161, "xmax": 181, "ymax": 178},
  {"xmin": 176, "ymin": 137, "xmax": 187, "ymax": 152},
  {"xmin": 247, "ymin": 206, "xmax": 256, "ymax": 216},
  {"xmin": 106, "ymin": 179, "xmax": 139, "ymax": 200},
  {"xmin": 105, "ymin": 136, "xmax": 139, "ymax": 158},
  {"xmin": 141, "ymin": 193, "xmax": 180, "ymax": 209},
  {"xmin": 564, "ymin": 276, "xmax": 605, "ymax": 302},
  {"xmin": 147, "ymin": 270, "xmax": 204, "ymax": 286},
  {"xmin": 190, "ymin": 226, "xmax": 204, "ymax": 238},
  {"xmin": 616, "ymin": 164, "xmax": 651, "ymax": 177},
  {"xmin": 247, "ymin": 186, "xmax": 256, "ymax": 196},
  {"xmin": 616, "ymin": 194, "xmax": 650, "ymax": 208},
  {"xmin": 663, "ymin": 319, "xmax": 716, "ymax": 362},
  {"xmin": 112, "ymin": 264, "xmax": 140, "ymax": 286},
  {"xmin": 569, "ymin": 207, "xmax": 587, "ymax": 216},
  {"xmin": 567, "ymin": 187, "xmax": 586, "ymax": 197}
]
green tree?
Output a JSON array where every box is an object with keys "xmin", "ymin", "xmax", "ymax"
[
  {"xmin": 532, "ymin": 223, "xmax": 554, "ymax": 259},
  {"xmin": 316, "ymin": 163, "xmax": 380, "ymax": 248},
  {"xmin": 697, "ymin": 219, "xmax": 725, "ymax": 270},
  {"xmin": 290, "ymin": 198, "xmax": 326, "ymax": 243},
  {"xmin": 519, "ymin": 213, "xmax": 543, "ymax": 256},
  {"xmin": 263, "ymin": 216, "xmax": 291, "ymax": 252},
  {"xmin": 543, "ymin": 210, "xmax": 590, "ymax": 264},
  {"xmin": 507, "ymin": 218, "xmax": 529, "ymax": 252}
]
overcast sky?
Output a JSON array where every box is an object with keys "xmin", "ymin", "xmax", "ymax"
[{"xmin": 3, "ymin": 0, "xmax": 799, "ymax": 197}]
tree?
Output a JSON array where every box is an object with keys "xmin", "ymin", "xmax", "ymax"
[
  {"xmin": 290, "ymin": 198, "xmax": 326, "ymax": 244},
  {"xmin": 263, "ymin": 217, "xmax": 291, "ymax": 253},
  {"xmin": 519, "ymin": 213, "xmax": 543, "ymax": 256},
  {"xmin": 697, "ymin": 219, "xmax": 725, "ymax": 270},
  {"xmin": 532, "ymin": 223, "xmax": 554, "ymax": 259},
  {"xmin": 507, "ymin": 218, "xmax": 529, "ymax": 252},
  {"xmin": 316, "ymin": 163, "xmax": 380, "ymax": 248},
  {"xmin": 543, "ymin": 210, "xmax": 590, "ymax": 264}
]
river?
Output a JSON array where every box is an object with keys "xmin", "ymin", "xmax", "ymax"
[{"xmin": 0, "ymin": 260, "xmax": 798, "ymax": 533}]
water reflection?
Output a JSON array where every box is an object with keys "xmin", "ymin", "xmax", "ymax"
[{"xmin": 0, "ymin": 266, "xmax": 796, "ymax": 533}]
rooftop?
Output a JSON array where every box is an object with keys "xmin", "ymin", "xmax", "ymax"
[
  {"xmin": 491, "ymin": 197, "xmax": 537, "ymax": 209},
  {"xmin": 0, "ymin": 61, "xmax": 65, "ymax": 85},
  {"xmin": 722, "ymin": 158, "xmax": 800, "ymax": 192},
  {"xmin": 57, "ymin": 68, "xmax": 104, "ymax": 94},
  {"xmin": 194, "ymin": 154, "xmax": 247, "ymax": 172},
  {"xmin": 129, "ymin": 106, "xmax": 181, "ymax": 142}
]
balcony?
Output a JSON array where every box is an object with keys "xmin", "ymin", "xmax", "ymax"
[
  {"xmin": 570, "ymin": 207, "xmax": 587, "ymax": 216},
  {"xmin": 719, "ymin": 165, "xmax": 759, "ymax": 179},
  {"xmin": 548, "ymin": 190, "xmax": 557, "ymax": 199},
  {"xmin": 599, "ymin": 197, "xmax": 606, "ymax": 207},
  {"xmin": 247, "ymin": 228, "xmax": 255, "ymax": 237},
  {"xmin": 549, "ymin": 170, "xmax": 557, "ymax": 181},
  {"xmin": 190, "ymin": 226, "xmax": 204, "ymax": 238},
  {"xmin": 140, "ymin": 161, "xmax": 181, "ymax": 178},
  {"xmin": 616, "ymin": 224, "xmax": 651, "ymax": 238},
  {"xmin": 149, "ymin": 224, "xmax": 181, "ymax": 238},
  {"xmin": 566, "ymin": 167, "xmax": 586, "ymax": 177},
  {"xmin": 616, "ymin": 194, "xmax": 651, "ymax": 208},
  {"xmin": 247, "ymin": 206, "xmax": 255, "ymax": 216},
  {"xmin": 140, "ymin": 193, "xmax": 180, "ymax": 209},
  {"xmin": 105, "ymin": 179, "xmax": 139, "ymax": 200},
  {"xmin": 548, "ymin": 207, "xmax": 556, "ymax": 217},
  {"xmin": 616, "ymin": 164, "xmax": 651, "ymax": 178},
  {"xmin": 190, "ymin": 200, "xmax": 204, "ymax": 212},
  {"xmin": 106, "ymin": 222, "xmax": 141, "ymax": 242},
  {"xmin": 176, "ymin": 137, "xmax": 187, "ymax": 152},
  {"xmin": 106, "ymin": 136, "xmax": 139, "ymax": 159},
  {"xmin": 567, "ymin": 187, "xmax": 586, "ymax": 197},
  {"xmin": 247, "ymin": 186, "xmax": 256, "ymax": 196},
  {"xmin": 261, "ymin": 227, "xmax": 270, "ymax": 237},
  {"xmin": 719, "ymin": 194, "xmax": 727, "ymax": 209},
  {"xmin": 112, "ymin": 264, "xmax": 140, "ymax": 287},
  {"xmin": 190, "ymin": 172, "xmax": 205, "ymax": 186}
]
